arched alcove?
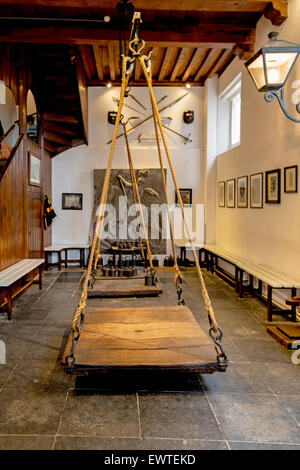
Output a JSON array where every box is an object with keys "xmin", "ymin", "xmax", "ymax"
[
  {"xmin": 26, "ymin": 89, "xmax": 38, "ymax": 143},
  {"xmin": 0, "ymin": 80, "xmax": 19, "ymax": 154}
]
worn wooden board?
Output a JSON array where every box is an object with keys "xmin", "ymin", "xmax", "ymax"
[
  {"xmin": 267, "ymin": 326, "xmax": 300, "ymax": 350},
  {"xmin": 88, "ymin": 278, "xmax": 163, "ymax": 297},
  {"xmin": 62, "ymin": 305, "xmax": 227, "ymax": 375}
]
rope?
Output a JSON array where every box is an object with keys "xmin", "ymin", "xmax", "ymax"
[
  {"xmin": 123, "ymin": 122, "xmax": 146, "ymax": 262},
  {"xmin": 140, "ymin": 55, "xmax": 218, "ymax": 333},
  {"xmin": 149, "ymin": 73, "xmax": 182, "ymax": 288},
  {"xmin": 71, "ymin": 56, "xmax": 129, "ymax": 333},
  {"xmin": 123, "ymin": 122, "xmax": 154, "ymax": 270}
]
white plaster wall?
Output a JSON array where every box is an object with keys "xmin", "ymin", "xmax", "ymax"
[
  {"xmin": 52, "ymin": 86, "xmax": 205, "ymax": 257},
  {"xmin": 215, "ymin": 0, "xmax": 300, "ymax": 281}
]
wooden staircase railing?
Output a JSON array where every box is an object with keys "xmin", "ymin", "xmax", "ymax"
[{"xmin": 0, "ymin": 134, "xmax": 24, "ymax": 183}]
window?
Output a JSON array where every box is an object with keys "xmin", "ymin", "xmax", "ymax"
[
  {"xmin": 217, "ymin": 73, "xmax": 242, "ymax": 155},
  {"xmin": 231, "ymin": 90, "xmax": 241, "ymax": 146}
]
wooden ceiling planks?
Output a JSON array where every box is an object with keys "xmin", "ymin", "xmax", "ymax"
[{"xmin": 0, "ymin": 0, "xmax": 289, "ymax": 87}]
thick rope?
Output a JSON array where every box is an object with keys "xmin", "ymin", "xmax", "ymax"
[
  {"xmin": 149, "ymin": 76, "xmax": 182, "ymax": 286},
  {"xmin": 140, "ymin": 55, "xmax": 218, "ymax": 332},
  {"xmin": 123, "ymin": 122, "xmax": 146, "ymax": 262},
  {"xmin": 123, "ymin": 122, "xmax": 154, "ymax": 270},
  {"xmin": 71, "ymin": 56, "xmax": 129, "ymax": 332}
]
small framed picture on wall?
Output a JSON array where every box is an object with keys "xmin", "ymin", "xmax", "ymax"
[
  {"xmin": 284, "ymin": 165, "xmax": 297, "ymax": 193},
  {"xmin": 62, "ymin": 193, "xmax": 83, "ymax": 210},
  {"xmin": 226, "ymin": 179, "xmax": 235, "ymax": 208},
  {"xmin": 237, "ymin": 176, "xmax": 248, "ymax": 208},
  {"xmin": 175, "ymin": 188, "xmax": 192, "ymax": 205},
  {"xmin": 28, "ymin": 151, "xmax": 41, "ymax": 186},
  {"xmin": 250, "ymin": 172, "xmax": 263, "ymax": 208},
  {"xmin": 265, "ymin": 169, "xmax": 281, "ymax": 204},
  {"xmin": 218, "ymin": 181, "xmax": 225, "ymax": 207}
]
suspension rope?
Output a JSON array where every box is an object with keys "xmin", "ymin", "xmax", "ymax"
[
  {"xmin": 123, "ymin": 121, "xmax": 154, "ymax": 270},
  {"xmin": 123, "ymin": 121, "xmax": 146, "ymax": 262},
  {"xmin": 149, "ymin": 73, "xmax": 184, "ymax": 303},
  {"xmin": 67, "ymin": 56, "xmax": 130, "ymax": 364},
  {"xmin": 139, "ymin": 54, "xmax": 219, "ymax": 333}
]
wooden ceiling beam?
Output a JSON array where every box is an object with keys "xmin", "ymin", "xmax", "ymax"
[
  {"xmin": 206, "ymin": 49, "xmax": 227, "ymax": 79},
  {"xmin": 158, "ymin": 47, "xmax": 177, "ymax": 82},
  {"xmin": 92, "ymin": 43, "xmax": 103, "ymax": 81},
  {"xmin": 78, "ymin": 45, "xmax": 92, "ymax": 81},
  {"xmin": 0, "ymin": 1, "xmax": 286, "ymax": 16},
  {"xmin": 169, "ymin": 47, "xmax": 192, "ymax": 82},
  {"xmin": 181, "ymin": 48, "xmax": 207, "ymax": 82},
  {"xmin": 0, "ymin": 23, "xmax": 256, "ymax": 47},
  {"xmin": 193, "ymin": 49, "xmax": 218, "ymax": 82},
  {"xmin": 108, "ymin": 44, "xmax": 115, "ymax": 81}
]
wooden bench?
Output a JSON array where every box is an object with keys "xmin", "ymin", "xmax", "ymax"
[
  {"xmin": 44, "ymin": 244, "xmax": 90, "ymax": 270},
  {"xmin": 0, "ymin": 259, "xmax": 44, "ymax": 320},
  {"xmin": 203, "ymin": 244, "xmax": 300, "ymax": 322}
]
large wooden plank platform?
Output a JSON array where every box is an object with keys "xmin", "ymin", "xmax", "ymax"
[
  {"xmin": 62, "ymin": 306, "xmax": 227, "ymax": 375},
  {"xmin": 87, "ymin": 278, "xmax": 163, "ymax": 298}
]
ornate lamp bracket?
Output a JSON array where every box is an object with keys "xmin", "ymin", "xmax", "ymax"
[{"xmin": 264, "ymin": 87, "xmax": 300, "ymax": 123}]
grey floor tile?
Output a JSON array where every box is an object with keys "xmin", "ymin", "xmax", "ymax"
[
  {"xmin": 229, "ymin": 441, "xmax": 300, "ymax": 450},
  {"xmin": 208, "ymin": 392, "xmax": 300, "ymax": 444},
  {"xmin": 0, "ymin": 386, "xmax": 67, "ymax": 435},
  {"xmin": 276, "ymin": 394, "xmax": 300, "ymax": 424},
  {"xmin": 251, "ymin": 363, "xmax": 300, "ymax": 395},
  {"xmin": 58, "ymin": 392, "xmax": 140, "ymax": 437},
  {"xmin": 231, "ymin": 336, "xmax": 292, "ymax": 364},
  {"xmin": 0, "ymin": 435, "xmax": 55, "ymax": 450},
  {"xmin": 200, "ymin": 363, "xmax": 270, "ymax": 394},
  {"xmin": 54, "ymin": 436, "xmax": 141, "ymax": 450},
  {"xmin": 138, "ymin": 392, "xmax": 223, "ymax": 440},
  {"xmin": 141, "ymin": 438, "xmax": 228, "ymax": 450}
]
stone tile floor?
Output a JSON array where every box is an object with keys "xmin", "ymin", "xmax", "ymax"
[{"xmin": 0, "ymin": 267, "xmax": 300, "ymax": 450}]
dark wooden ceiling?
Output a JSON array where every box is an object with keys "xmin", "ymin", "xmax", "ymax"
[{"xmin": 0, "ymin": 1, "xmax": 288, "ymax": 86}]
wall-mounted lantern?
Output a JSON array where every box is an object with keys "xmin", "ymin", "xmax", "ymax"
[{"xmin": 245, "ymin": 32, "xmax": 300, "ymax": 123}]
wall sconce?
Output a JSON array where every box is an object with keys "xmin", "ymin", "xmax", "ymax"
[{"xmin": 245, "ymin": 32, "xmax": 300, "ymax": 123}]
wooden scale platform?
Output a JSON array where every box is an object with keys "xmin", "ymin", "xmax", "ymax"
[
  {"xmin": 88, "ymin": 277, "xmax": 163, "ymax": 298},
  {"xmin": 62, "ymin": 305, "xmax": 227, "ymax": 375}
]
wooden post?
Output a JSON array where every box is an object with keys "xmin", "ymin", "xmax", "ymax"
[
  {"xmin": 58, "ymin": 251, "xmax": 62, "ymax": 271},
  {"xmin": 291, "ymin": 287, "xmax": 297, "ymax": 322},
  {"xmin": 239, "ymin": 269, "xmax": 244, "ymax": 298},
  {"xmin": 38, "ymin": 264, "xmax": 43, "ymax": 290},
  {"xmin": 267, "ymin": 285, "xmax": 273, "ymax": 322},
  {"xmin": 6, "ymin": 287, "xmax": 12, "ymax": 321},
  {"xmin": 235, "ymin": 266, "xmax": 239, "ymax": 293}
]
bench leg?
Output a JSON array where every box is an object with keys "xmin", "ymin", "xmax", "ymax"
[
  {"xmin": 291, "ymin": 287, "xmax": 297, "ymax": 322},
  {"xmin": 38, "ymin": 265, "xmax": 43, "ymax": 290},
  {"xmin": 267, "ymin": 285, "xmax": 273, "ymax": 322},
  {"xmin": 6, "ymin": 287, "xmax": 12, "ymax": 321},
  {"xmin": 45, "ymin": 252, "xmax": 49, "ymax": 271},
  {"xmin": 258, "ymin": 280, "xmax": 262, "ymax": 295},
  {"xmin": 63, "ymin": 249, "xmax": 67, "ymax": 269},
  {"xmin": 235, "ymin": 266, "xmax": 239, "ymax": 293},
  {"xmin": 58, "ymin": 251, "xmax": 62, "ymax": 271},
  {"xmin": 239, "ymin": 269, "xmax": 244, "ymax": 298},
  {"xmin": 80, "ymin": 249, "xmax": 84, "ymax": 268}
]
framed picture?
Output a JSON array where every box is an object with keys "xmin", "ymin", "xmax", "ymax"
[
  {"xmin": 218, "ymin": 181, "xmax": 225, "ymax": 207},
  {"xmin": 28, "ymin": 152, "xmax": 40, "ymax": 186},
  {"xmin": 62, "ymin": 193, "xmax": 83, "ymax": 210},
  {"xmin": 250, "ymin": 172, "xmax": 263, "ymax": 208},
  {"xmin": 175, "ymin": 188, "xmax": 192, "ymax": 205},
  {"xmin": 237, "ymin": 176, "xmax": 248, "ymax": 208},
  {"xmin": 226, "ymin": 179, "xmax": 235, "ymax": 208},
  {"xmin": 265, "ymin": 169, "xmax": 281, "ymax": 204},
  {"xmin": 284, "ymin": 165, "xmax": 298, "ymax": 193}
]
